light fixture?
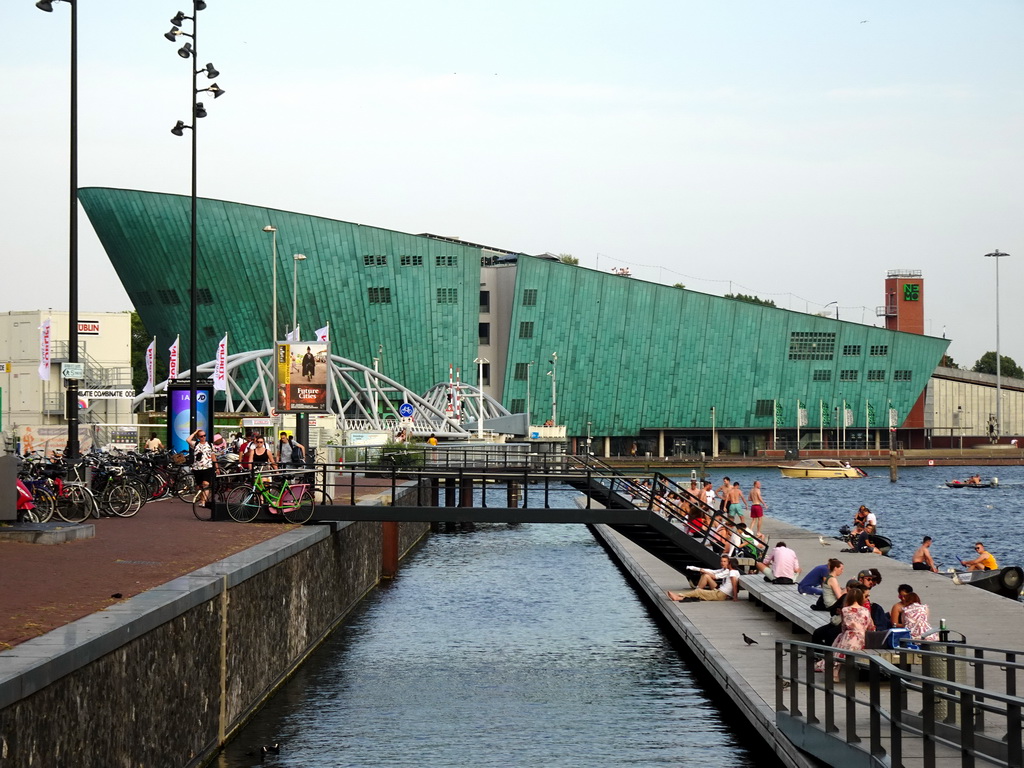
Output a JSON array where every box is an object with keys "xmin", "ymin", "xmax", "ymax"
[
  {"xmin": 35, "ymin": 0, "xmax": 54, "ymax": 11},
  {"xmin": 177, "ymin": 42, "xmax": 193, "ymax": 59},
  {"xmin": 204, "ymin": 83, "xmax": 225, "ymax": 98},
  {"xmin": 203, "ymin": 62, "xmax": 219, "ymax": 79},
  {"xmin": 170, "ymin": 120, "xmax": 188, "ymax": 136},
  {"xmin": 194, "ymin": 102, "xmax": 207, "ymax": 118},
  {"xmin": 164, "ymin": 26, "xmax": 181, "ymax": 41},
  {"xmin": 170, "ymin": 11, "xmax": 187, "ymax": 26}
]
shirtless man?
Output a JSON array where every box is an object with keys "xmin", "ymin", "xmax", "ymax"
[
  {"xmin": 715, "ymin": 477, "xmax": 731, "ymax": 515},
  {"xmin": 912, "ymin": 536, "xmax": 937, "ymax": 572},
  {"xmin": 726, "ymin": 481, "xmax": 748, "ymax": 526},
  {"xmin": 748, "ymin": 480, "xmax": 766, "ymax": 537}
]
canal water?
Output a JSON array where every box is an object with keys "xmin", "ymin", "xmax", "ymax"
[
  {"xmin": 216, "ymin": 489, "xmax": 769, "ymax": 768},
  {"xmin": 678, "ymin": 465, "xmax": 1024, "ymax": 569}
]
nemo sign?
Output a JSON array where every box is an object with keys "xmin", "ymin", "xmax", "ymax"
[{"xmin": 77, "ymin": 320, "xmax": 100, "ymax": 335}]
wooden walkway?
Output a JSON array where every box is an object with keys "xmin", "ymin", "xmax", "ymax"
[{"xmin": 592, "ymin": 515, "xmax": 1024, "ymax": 768}]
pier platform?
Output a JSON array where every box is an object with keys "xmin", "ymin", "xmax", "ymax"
[{"xmin": 591, "ymin": 515, "xmax": 1024, "ymax": 767}]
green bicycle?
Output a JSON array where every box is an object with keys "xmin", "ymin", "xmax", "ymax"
[{"xmin": 224, "ymin": 472, "xmax": 315, "ymax": 524}]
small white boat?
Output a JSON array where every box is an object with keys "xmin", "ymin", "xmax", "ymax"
[{"xmin": 779, "ymin": 459, "xmax": 866, "ymax": 479}]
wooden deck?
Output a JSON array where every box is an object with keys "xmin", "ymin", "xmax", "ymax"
[{"xmin": 591, "ymin": 515, "xmax": 1024, "ymax": 768}]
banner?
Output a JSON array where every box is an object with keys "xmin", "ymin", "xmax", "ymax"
[
  {"xmin": 286, "ymin": 325, "xmax": 300, "ymax": 342},
  {"xmin": 844, "ymin": 406, "xmax": 854, "ymax": 427},
  {"xmin": 866, "ymin": 401, "xmax": 876, "ymax": 426},
  {"xmin": 774, "ymin": 400, "xmax": 783, "ymax": 427},
  {"xmin": 143, "ymin": 337, "xmax": 156, "ymax": 394},
  {"xmin": 314, "ymin": 323, "xmax": 329, "ymax": 343},
  {"xmin": 168, "ymin": 335, "xmax": 179, "ymax": 381},
  {"xmin": 213, "ymin": 333, "xmax": 228, "ymax": 392},
  {"xmin": 820, "ymin": 400, "xmax": 831, "ymax": 427},
  {"xmin": 275, "ymin": 341, "xmax": 329, "ymax": 412},
  {"xmin": 889, "ymin": 407, "xmax": 898, "ymax": 428},
  {"xmin": 38, "ymin": 318, "xmax": 51, "ymax": 380},
  {"xmin": 797, "ymin": 400, "xmax": 808, "ymax": 427}
]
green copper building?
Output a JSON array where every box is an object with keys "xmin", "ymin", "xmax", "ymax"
[{"xmin": 80, "ymin": 187, "xmax": 949, "ymax": 453}]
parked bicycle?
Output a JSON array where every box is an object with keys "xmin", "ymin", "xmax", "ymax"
[{"xmin": 225, "ymin": 470, "xmax": 315, "ymax": 524}]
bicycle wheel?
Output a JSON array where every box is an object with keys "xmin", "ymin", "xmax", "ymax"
[
  {"xmin": 284, "ymin": 489, "xmax": 315, "ymax": 525},
  {"xmin": 31, "ymin": 487, "xmax": 56, "ymax": 523},
  {"xmin": 191, "ymin": 487, "xmax": 214, "ymax": 521},
  {"xmin": 225, "ymin": 485, "xmax": 261, "ymax": 523},
  {"xmin": 174, "ymin": 471, "xmax": 196, "ymax": 501},
  {"xmin": 312, "ymin": 488, "xmax": 333, "ymax": 505},
  {"xmin": 55, "ymin": 484, "xmax": 92, "ymax": 524},
  {"xmin": 108, "ymin": 484, "xmax": 143, "ymax": 518}
]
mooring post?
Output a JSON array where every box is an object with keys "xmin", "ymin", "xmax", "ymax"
[
  {"xmin": 430, "ymin": 477, "xmax": 440, "ymax": 506},
  {"xmin": 889, "ymin": 451, "xmax": 899, "ymax": 483},
  {"xmin": 382, "ymin": 521, "xmax": 399, "ymax": 578},
  {"xmin": 444, "ymin": 477, "xmax": 456, "ymax": 507},
  {"xmin": 459, "ymin": 477, "xmax": 474, "ymax": 507}
]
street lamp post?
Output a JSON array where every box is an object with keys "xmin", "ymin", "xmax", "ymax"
[
  {"xmin": 473, "ymin": 357, "xmax": 489, "ymax": 439},
  {"xmin": 526, "ymin": 360, "xmax": 534, "ymax": 427},
  {"xmin": 548, "ymin": 352, "xmax": 558, "ymax": 425},
  {"xmin": 166, "ymin": 0, "xmax": 224, "ymax": 434},
  {"xmin": 291, "ymin": 253, "xmax": 306, "ymax": 332},
  {"xmin": 823, "ymin": 300, "xmax": 838, "ymax": 320},
  {"xmin": 984, "ymin": 249, "xmax": 1010, "ymax": 441},
  {"xmin": 586, "ymin": 421, "xmax": 592, "ymax": 455},
  {"xmin": 710, "ymin": 406, "xmax": 717, "ymax": 459},
  {"xmin": 263, "ymin": 225, "xmax": 277, "ymax": 346},
  {"xmin": 36, "ymin": 0, "xmax": 80, "ymax": 459}
]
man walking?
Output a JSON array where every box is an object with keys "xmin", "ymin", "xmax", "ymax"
[{"xmin": 749, "ymin": 480, "xmax": 766, "ymax": 536}]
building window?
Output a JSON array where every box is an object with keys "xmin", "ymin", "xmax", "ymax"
[
  {"xmin": 157, "ymin": 289, "xmax": 181, "ymax": 305},
  {"xmin": 788, "ymin": 331, "xmax": 835, "ymax": 360},
  {"xmin": 755, "ymin": 399, "xmax": 774, "ymax": 417},
  {"xmin": 481, "ymin": 363, "xmax": 491, "ymax": 385},
  {"xmin": 437, "ymin": 288, "xmax": 458, "ymax": 304},
  {"xmin": 869, "ymin": 345, "xmax": 889, "ymax": 356},
  {"xmin": 400, "ymin": 254, "xmax": 423, "ymax": 266},
  {"xmin": 519, "ymin": 321, "xmax": 534, "ymax": 339},
  {"xmin": 203, "ymin": 325, "xmax": 216, "ymax": 338},
  {"xmin": 479, "ymin": 322, "xmax": 490, "ymax": 345},
  {"xmin": 480, "ymin": 290, "xmax": 490, "ymax": 313},
  {"xmin": 513, "ymin": 362, "xmax": 529, "ymax": 380},
  {"xmin": 436, "ymin": 255, "xmax": 458, "ymax": 267},
  {"xmin": 368, "ymin": 286, "xmax": 392, "ymax": 304},
  {"xmin": 843, "ymin": 345, "xmax": 861, "ymax": 356},
  {"xmin": 840, "ymin": 370, "xmax": 859, "ymax": 382},
  {"xmin": 135, "ymin": 290, "xmax": 153, "ymax": 306},
  {"xmin": 894, "ymin": 370, "xmax": 912, "ymax": 381},
  {"xmin": 867, "ymin": 370, "xmax": 886, "ymax": 381},
  {"xmin": 196, "ymin": 287, "xmax": 214, "ymax": 305},
  {"xmin": 522, "ymin": 288, "xmax": 538, "ymax": 306},
  {"xmin": 510, "ymin": 398, "xmax": 525, "ymax": 413},
  {"xmin": 812, "ymin": 369, "xmax": 832, "ymax": 382},
  {"xmin": 363, "ymin": 254, "xmax": 387, "ymax": 267}
]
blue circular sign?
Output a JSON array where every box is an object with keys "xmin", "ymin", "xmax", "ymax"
[{"xmin": 398, "ymin": 403, "xmax": 414, "ymax": 418}]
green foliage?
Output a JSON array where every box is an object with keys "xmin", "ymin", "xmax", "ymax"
[
  {"xmin": 672, "ymin": 282, "xmax": 686, "ymax": 289},
  {"xmin": 558, "ymin": 253, "xmax": 579, "ymax": 265},
  {"xmin": 375, "ymin": 440, "xmax": 426, "ymax": 468},
  {"xmin": 130, "ymin": 311, "xmax": 168, "ymax": 392},
  {"xmin": 939, "ymin": 354, "xmax": 959, "ymax": 369},
  {"xmin": 972, "ymin": 351, "xmax": 1024, "ymax": 379},
  {"xmin": 724, "ymin": 293, "xmax": 776, "ymax": 307}
]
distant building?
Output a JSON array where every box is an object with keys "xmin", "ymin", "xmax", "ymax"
[{"xmin": 80, "ymin": 187, "xmax": 952, "ymax": 456}]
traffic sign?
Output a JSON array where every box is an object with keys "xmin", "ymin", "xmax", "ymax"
[
  {"xmin": 62, "ymin": 362, "xmax": 85, "ymax": 380},
  {"xmin": 398, "ymin": 403, "xmax": 414, "ymax": 418}
]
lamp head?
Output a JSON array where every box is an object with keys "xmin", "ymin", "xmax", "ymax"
[
  {"xmin": 35, "ymin": 0, "xmax": 54, "ymax": 11},
  {"xmin": 170, "ymin": 120, "xmax": 187, "ymax": 136},
  {"xmin": 194, "ymin": 102, "xmax": 207, "ymax": 118},
  {"xmin": 293, "ymin": 253, "xmax": 307, "ymax": 261},
  {"xmin": 170, "ymin": 11, "xmax": 187, "ymax": 26},
  {"xmin": 164, "ymin": 27, "xmax": 181, "ymax": 42},
  {"xmin": 194, "ymin": 0, "xmax": 207, "ymax": 9},
  {"xmin": 206, "ymin": 83, "xmax": 225, "ymax": 98},
  {"xmin": 263, "ymin": 225, "xmax": 277, "ymax": 233},
  {"xmin": 204, "ymin": 63, "xmax": 220, "ymax": 79},
  {"xmin": 177, "ymin": 42, "xmax": 194, "ymax": 59}
]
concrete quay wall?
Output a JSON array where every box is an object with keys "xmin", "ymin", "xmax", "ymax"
[{"xmin": 0, "ymin": 486, "xmax": 429, "ymax": 768}]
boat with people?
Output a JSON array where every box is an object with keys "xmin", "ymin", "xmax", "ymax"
[
  {"xmin": 941, "ymin": 566, "xmax": 1023, "ymax": 600},
  {"xmin": 779, "ymin": 459, "xmax": 867, "ymax": 479},
  {"xmin": 945, "ymin": 475, "xmax": 998, "ymax": 489}
]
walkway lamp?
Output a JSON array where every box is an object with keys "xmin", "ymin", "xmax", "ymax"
[
  {"xmin": 548, "ymin": 352, "xmax": 558, "ymax": 425},
  {"xmin": 166, "ymin": 0, "xmax": 224, "ymax": 433},
  {"xmin": 291, "ymin": 253, "xmax": 306, "ymax": 332},
  {"xmin": 35, "ymin": 0, "xmax": 81, "ymax": 459},
  {"xmin": 263, "ymin": 226, "xmax": 277, "ymax": 347},
  {"xmin": 984, "ymin": 249, "xmax": 1009, "ymax": 441},
  {"xmin": 711, "ymin": 405, "xmax": 717, "ymax": 459},
  {"xmin": 474, "ymin": 357, "xmax": 489, "ymax": 439},
  {"xmin": 526, "ymin": 360, "xmax": 535, "ymax": 427}
]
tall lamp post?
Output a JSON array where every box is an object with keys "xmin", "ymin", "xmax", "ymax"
[
  {"xmin": 526, "ymin": 360, "xmax": 534, "ymax": 426},
  {"xmin": 547, "ymin": 352, "xmax": 558, "ymax": 425},
  {"xmin": 291, "ymin": 253, "xmax": 306, "ymax": 332},
  {"xmin": 262, "ymin": 225, "xmax": 277, "ymax": 346},
  {"xmin": 473, "ymin": 357, "xmax": 489, "ymax": 439},
  {"xmin": 710, "ymin": 406, "xmax": 717, "ymax": 459},
  {"xmin": 984, "ymin": 249, "xmax": 1010, "ymax": 441},
  {"xmin": 166, "ymin": 0, "xmax": 224, "ymax": 434},
  {"xmin": 36, "ymin": 0, "xmax": 80, "ymax": 460}
]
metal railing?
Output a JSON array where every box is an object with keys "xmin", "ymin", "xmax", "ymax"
[{"xmin": 776, "ymin": 638, "xmax": 1023, "ymax": 767}]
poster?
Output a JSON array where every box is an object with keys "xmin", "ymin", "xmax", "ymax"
[
  {"xmin": 167, "ymin": 382, "xmax": 214, "ymax": 453},
  {"xmin": 276, "ymin": 342, "xmax": 329, "ymax": 413}
]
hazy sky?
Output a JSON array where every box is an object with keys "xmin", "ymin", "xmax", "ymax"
[{"xmin": 4, "ymin": 1, "xmax": 1021, "ymax": 370}]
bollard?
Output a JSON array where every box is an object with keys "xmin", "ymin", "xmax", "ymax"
[
  {"xmin": 381, "ymin": 521, "xmax": 399, "ymax": 578},
  {"xmin": 889, "ymin": 451, "xmax": 898, "ymax": 483}
]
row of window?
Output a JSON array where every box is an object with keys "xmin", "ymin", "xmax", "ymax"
[
  {"xmin": 842, "ymin": 344, "xmax": 889, "ymax": 356},
  {"xmin": 366, "ymin": 287, "xmax": 460, "ymax": 304},
  {"xmin": 789, "ymin": 333, "xmax": 891, "ymax": 361},
  {"xmin": 139, "ymin": 287, "xmax": 216, "ymax": 306},
  {"xmin": 813, "ymin": 369, "xmax": 912, "ymax": 382},
  {"xmin": 363, "ymin": 254, "xmax": 459, "ymax": 267}
]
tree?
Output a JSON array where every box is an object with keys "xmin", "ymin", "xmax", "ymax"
[
  {"xmin": 672, "ymin": 283, "xmax": 686, "ymax": 290},
  {"xmin": 972, "ymin": 351, "xmax": 1024, "ymax": 380},
  {"xmin": 724, "ymin": 292, "xmax": 776, "ymax": 307},
  {"xmin": 558, "ymin": 253, "xmax": 579, "ymax": 265},
  {"xmin": 130, "ymin": 311, "xmax": 168, "ymax": 392},
  {"xmin": 939, "ymin": 354, "xmax": 959, "ymax": 369}
]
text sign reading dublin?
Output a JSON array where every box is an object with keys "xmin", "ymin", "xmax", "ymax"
[{"xmin": 399, "ymin": 403, "xmax": 414, "ymax": 418}]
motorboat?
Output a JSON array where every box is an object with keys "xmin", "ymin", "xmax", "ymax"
[
  {"xmin": 942, "ymin": 566, "xmax": 1023, "ymax": 601},
  {"xmin": 779, "ymin": 459, "xmax": 866, "ymax": 479},
  {"xmin": 945, "ymin": 479, "xmax": 997, "ymax": 489}
]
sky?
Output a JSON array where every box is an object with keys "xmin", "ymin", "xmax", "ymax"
[{"xmin": 3, "ymin": 0, "xmax": 1022, "ymax": 370}]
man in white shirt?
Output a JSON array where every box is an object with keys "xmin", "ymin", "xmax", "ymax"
[{"xmin": 667, "ymin": 557, "xmax": 741, "ymax": 602}]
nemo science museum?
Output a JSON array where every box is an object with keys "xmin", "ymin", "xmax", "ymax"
[{"xmin": 80, "ymin": 187, "xmax": 949, "ymax": 456}]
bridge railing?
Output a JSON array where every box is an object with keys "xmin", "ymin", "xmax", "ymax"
[{"xmin": 776, "ymin": 638, "xmax": 1024, "ymax": 768}]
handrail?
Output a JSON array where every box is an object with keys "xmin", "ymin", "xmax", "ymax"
[{"xmin": 776, "ymin": 638, "xmax": 1024, "ymax": 768}]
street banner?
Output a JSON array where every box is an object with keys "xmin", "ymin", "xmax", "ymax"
[
  {"xmin": 168, "ymin": 335, "xmax": 179, "ymax": 381},
  {"xmin": 143, "ymin": 337, "xmax": 156, "ymax": 394},
  {"xmin": 889, "ymin": 407, "xmax": 898, "ymax": 428},
  {"xmin": 820, "ymin": 399, "xmax": 831, "ymax": 426},
  {"xmin": 38, "ymin": 318, "xmax": 51, "ymax": 380},
  {"xmin": 213, "ymin": 333, "xmax": 228, "ymax": 392},
  {"xmin": 844, "ymin": 405, "xmax": 854, "ymax": 427},
  {"xmin": 314, "ymin": 323, "xmax": 329, "ymax": 342},
  {"xmin": 276, "ymin": 341, "xmax": 329, "ymax": 413},
  {"xmin": 797, "ymin": 400, "xmax": 809, "ymax": 427},
  {"xmin": 286, "ymin": 325, "xmax": 300, "ymax": 342}
]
